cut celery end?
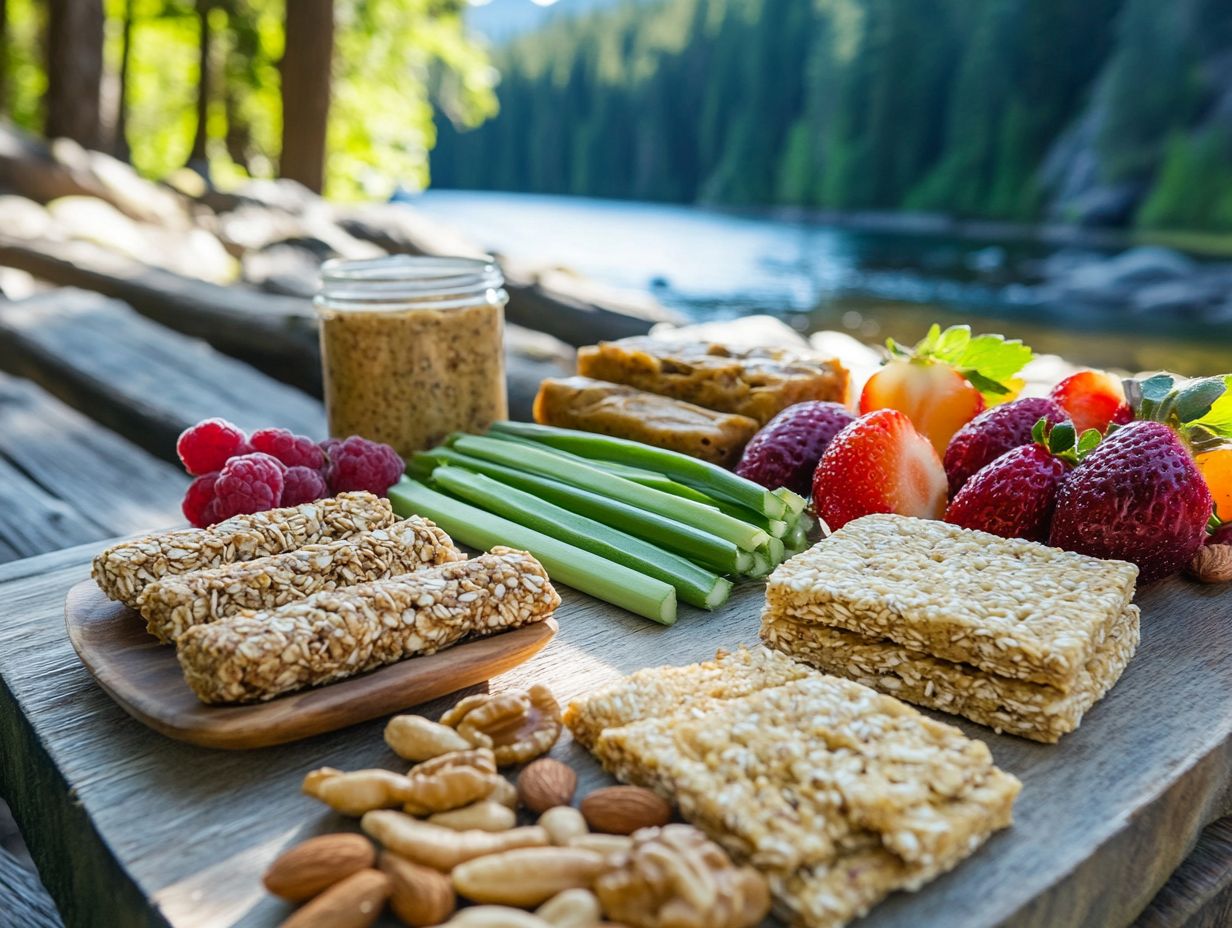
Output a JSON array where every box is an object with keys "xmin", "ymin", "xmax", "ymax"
[
  {"xmin": 432, "ymin": 465, "xmax": 730, "ymax": 610},
  {"xmin": 415, "ymin": 447, "xmax": 749, "ymax": 574},
  {"xmin": 773, "ymin": 486, "xmax": 808, "ymax": 516},
  {"xmin": 745, "ymin": 549, "xmax": 773, "ymax": 578},
  {"xmin": 389, "ymin": 478, "xmax": 677, "ymax": 625},
  {"xmin": 452, "ymin": 435, "xmax": 769, "ymax": 552},
  {"xmin": 487, "ymin": 421, "xmax": 788, "ymax": 519}
]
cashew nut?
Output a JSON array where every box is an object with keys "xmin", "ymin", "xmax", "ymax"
[
  {"xmin": 539, "ymin": 806, "xmax": 589, "ymax": 846},
  {"xmin": 302, "ymin": 767, "xmax": 412, "ymax": 817},
  {"xmin": 444, "ymin": 907, "xmax": 552, "ymax": 928},
  {"xmin": 428, "ymin": 800, "xmax": 516, "ymax": 832},
  {"xmin": 361, "ymin": 810, "xmax": 548, "ymax": 871},
  {"xmin": 536, "ymin": 888, "xmax": 601, "ymax": 927},
  {"xmin": 451, "ymin": 846, "xmax": 606, "ymax": 907},
  {"xmin": 567, "ymin": 833, "xmax": 634, "ymax": 860},
  {"xmin": 386, "ymin": 714, "xmax": 472, "ymax": 761},
  {"xmin": 488, "ymin": 776, "xmax": 518, "ymax": 809}
]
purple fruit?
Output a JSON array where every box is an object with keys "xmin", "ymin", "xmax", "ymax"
[
  {"xmin": 1207, "ymin": 522, "xmax": 1232, "ymax": 546},
  {"xmin": 736, "ymin": 401, "xmax": 856, "ymax": 495},
  {"xmin": 944, "ymin": 443, "xmax": 1068, "ymax": 542},
  {"xmin": 1049, "ymin": 421, "xmax": 1213, "ymax": 583},
  {"xmin": 944, "ymin": 397, "xmax": 1067, "ymax": 496}
]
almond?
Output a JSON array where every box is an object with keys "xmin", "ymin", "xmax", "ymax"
[
  {"xmin": 379, "ymin": 851, "xmax": 456, "ymax": 927},
  {"xmin": 579, "ymin": 786, "xmax": 671, "ymax": 835},
  {"xmin": 517, "ymin": 758, "xmax": 578, "ymax": 813},
  {"xmin": 263, "ymin": 833, "xmax": 376, "ymax": 902},
  {"xmin": 279, "ymin": 867, "xmax": 390, "ymax": 928}
]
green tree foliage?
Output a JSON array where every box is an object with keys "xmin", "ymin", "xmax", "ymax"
[{"xmin": 433, "ymin": 0, "xmax": 1232, "ymax": 231}]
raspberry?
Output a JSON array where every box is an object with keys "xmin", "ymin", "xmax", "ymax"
[
  {"xmin": 176, "ymin": 418, "xmax": 252, "ymax": 476},
  {"xmin": 212, "ymin": 452, "xmax": 286, "ymax": 521},
  {"xmin": 181, "ymin": 472, "xmax": 220, "ymax": 528},
  {"xmin": 280, "ymin": 465, "xmax": 329, "ymax": 507},
  {"xmin": 325, "ymin": 436, "xmax": 405, "ymax": 496},
  {"xmin": 250, "ymin": 428, "xmax": 326, "ymax": 470}
]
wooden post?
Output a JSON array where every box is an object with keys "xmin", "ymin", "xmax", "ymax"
[
  {"xmin": 279, "ymin": 0, "xmax": 334, "ymax": 193},
  {"xmin": 46, "ymin": 0, "xmax": 105, "ymax": 148}
]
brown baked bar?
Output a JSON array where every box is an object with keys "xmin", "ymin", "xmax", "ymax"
[
  {"xmin": 533, "ymin": 375, "xmax": 760, "ymax": 466},
  {"xmin": 577, "ymin": 337, "xmax": 849, "ymax": 424},
  {"xmin": 567, "ymin": 648, "xmax": 1020, "ymax": 928},
  {"xmin": 766, "ymin": 514, "xmax": 1138, "ymax": 691},
  {"xmin": 137, "ymin": 517, "xmax": 465, "ymax": 644},
  {"xmin": 92, "ymin": 492, "xmax": 398, "ymax": 607},
  {"xmin": 176, "ymin": 547, "xmax": 560, "ymax": 704},
  {"xmin": 761, "ymin": 604, "xmax": 1140, "ymax": 743}
]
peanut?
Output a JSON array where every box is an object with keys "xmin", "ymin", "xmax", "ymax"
[
  {"xmin": 386, "ymin": 715, "xmax": 472, "ymax": 761},
  {"xmin": 452, "ymin": 846, "xmax": 606, "ymax": 907},
  {"xmin": 428, "ymin": 800, "xmax": 516, "ymax": 832},
  {"xmin": 536, "ymin": 888, "xmax": 601, "ymax": 928},
  {"xmin": 539, "ymin": 806, "xmax": 589, "ymax": 846},
  {"xmin": 361, "ymin": 810, "xmax": 548, "ymax": 871}
]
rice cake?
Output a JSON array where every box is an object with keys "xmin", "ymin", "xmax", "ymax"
[
  {"xmin": 761, "ymin": 604, "xmax": 1140, "ymax": 743},
  {"xmin": 765, "ymin": 514, "xmax": 1138, "ymax": 691}
]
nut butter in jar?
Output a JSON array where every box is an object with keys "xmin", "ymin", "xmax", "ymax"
[{"xmin": 315, "ymin": 255, "xmax": 508, "ymax": 457}]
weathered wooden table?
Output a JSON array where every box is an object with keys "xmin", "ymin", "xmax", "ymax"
[{"xmin": 1, "ymin": 540, "xmax": 1229, "ymax": 928}]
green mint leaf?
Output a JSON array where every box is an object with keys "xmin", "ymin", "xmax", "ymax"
[
  {"xmin": 885, "ymin": 337, "xmax": 910, "ymax": 358},
  {"xmin": 932, "ymin": 325, "xmax": 971, "ymax": 359},
  {"xmin": 898, "ymin": 324, "xmax": 1033, "ymax": 401}
]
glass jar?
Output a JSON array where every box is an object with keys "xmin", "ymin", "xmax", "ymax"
[{"xmin": 314, "ymin": 255, "xmax": 508, "ymax": 458}]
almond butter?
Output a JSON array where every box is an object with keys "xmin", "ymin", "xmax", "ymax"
[
  {"xmin": 263, "ymin": 833, "xmax": 376, "ymax": 902},
  {"xmin": 579, "ymin": 786, "xmax": 671, "ymax": 836},
  {"xmin": 379, "ymin": 851, "xmax": 456, "ymax": 927},
  {"xmin": 1190, "ymin": 544, "xmax": 1232, "ymax": 583},
  {"xmin": 518, "ymin": 758, "xmax": 578, "ymax": 813},
  {"xmin": 279, "ymin": 867, "xmax": 390, "ymax": 928}
]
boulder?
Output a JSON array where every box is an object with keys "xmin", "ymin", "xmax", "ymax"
[{"xmin": 1054, "ymin": 246, "xmax": 1197, "ymax": 303}]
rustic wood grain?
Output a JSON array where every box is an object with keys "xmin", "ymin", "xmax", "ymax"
[
  {"xmin": 0, "ymin": 542, "xmax": 1229, "ymax": 928},
  {"xmin": 64, "ymin": 580, "xmax": 557, "ymax": 749},
  {"xmin": 0, "ymin": 289, "xmax": 325, "ymax": 461},
  {"xmin": 1133, "ymin": 816, "xmax": 1232, "ymax": 928},
  {"xmin": 0, "ymin": 847, "xmax": 62, "ymax": 928}
]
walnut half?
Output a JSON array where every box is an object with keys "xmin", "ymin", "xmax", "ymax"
[
  {"xmin": 439, "ymin": 684, "xmax": 563, "ymax": 767},
  {"xmin": 595, "ymin": 824, "xmax": 770, "ymax": 928}
]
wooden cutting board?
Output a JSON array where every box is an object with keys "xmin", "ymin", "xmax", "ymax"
[{"xmin": 63, "ymin": 579, "xmax": 557, "ymax": 750}]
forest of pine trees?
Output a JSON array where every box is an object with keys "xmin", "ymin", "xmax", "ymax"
[{"xmin": 433, "ymin": 0, "xmax": 1232, "ymax": 232}]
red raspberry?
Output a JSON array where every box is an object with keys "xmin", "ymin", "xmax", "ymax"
[
  {"xmin": 176, "ymin": 418, "xmax": 252, "ymax": 476},
  {"xmin": 280, "ymin": 465, "xmax": 329, "ymax": 507},
  {"xmin": 212, "ymin": 452, "xmax": 286, "ymax": 521},
  {"xmin": 181, "ymin": 472, "xmax": 220, "ymax": 528},
  {"xmin": 250, "ymin": 428, "xmax": 326, "ymax": 470},
  {"xmin": 325, "ymin": 436, "xmax": 405, "ymax": 496}
]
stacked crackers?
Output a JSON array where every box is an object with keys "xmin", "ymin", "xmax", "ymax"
[{"xmin": 760, "ymin": 514, "xmax": 1140, "ymax": 743}]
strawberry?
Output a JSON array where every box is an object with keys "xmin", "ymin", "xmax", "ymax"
[
  {"xmin": 1049, "ymin": 370, "xmax": 1132, "ymax": 435},
  {"xmin": 945, "ymin": 444, "xmax": 1068, "ymax": 541},
  {"xmin": 1049, "ymin": 421, "xmax": 1214, "ymax": 582},
  {"xmin": 1209, "ymin": 521, "xmax": 1232, "ymax": 546},
  {"xmin": 860, "ymin": 324, "xmax": 1032, "ymax": 454},
  {"xmin": 735, "ymin": 401, "xmax": 856, "ymax": 496},
  {"xmin": 812, "ymin": 409, "xmax": 947, "ymax": 531},
  {"xmin": 943, "ymin": 397, "xmax": 1067, "ymax": 496}
]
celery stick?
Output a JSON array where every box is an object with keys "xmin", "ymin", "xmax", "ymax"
[
  {"xmin": 488, "ymin": 421, "xmax": 787, "ymax": 519},
  {"xmin": 389, "ymin": 478, "xmax": 677, "ymax": 625},
  {"xmin": 413, "ymin": 448, "xmax": 752, "ymax": 574},
  {"xmin": 764, "ymin": 536, "xmax": 786, "ymax": 565},
  {"xmin": 433, "ymin": 466, "xmax": 730, "ymax": 610},
  {"xmin": 746, "ymin": 549, "xmax": 773, "ymax": 578},
  {"xmin": 452, "ymin": 435, "xmax": 770, "ymax": 552},
  {"xmin": 773, "ymin": 486, "xmax": 808, "ymax": 516}
]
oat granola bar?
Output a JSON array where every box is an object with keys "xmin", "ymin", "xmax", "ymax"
[
  {"xmin": 567, "ymin": 649, "xmax": 1020, "ymax": 928},
  {"xmin": 761, "ymin": 604, "xmax": 1140, "ymax": 743},
  {"xmin": 176, "ymin": 547, "xmax": 559, "ymax": 704},
  {"xmin": 136, "ymin": 518, "xmax": 465, "ymax": 644},
  {"xmin": 766, "ymin": 514, "xmax": 1138, "ymax": 690},
  {"xmin": 577, "ymin": 337, "xmax": 850, "ymax": 424},
  {"xmin": 92, "ymin": 492, "xmax": 398, "ymax": 608}
]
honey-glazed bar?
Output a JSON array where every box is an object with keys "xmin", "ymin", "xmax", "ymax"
[{"xmin": 765, "ymin": 514, "xmax": 1138, "ymax": 691}]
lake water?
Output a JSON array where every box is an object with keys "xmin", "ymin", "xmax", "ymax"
[{"xmin": 405, "ymin": 190, "xmax": 1229, "ymax": 374}]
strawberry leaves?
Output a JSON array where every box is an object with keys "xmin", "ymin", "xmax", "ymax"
[
  {"xmin": 1032, "ymin": 417, "xmax": 1101, "ymax": 466},
  {"xmin": 1124, "ymin": 372, "xmax": 1232, "ymax": 452},
  {"xmin": 888, "ymin": 324, "xmax": 1033, "ymax": 402}
]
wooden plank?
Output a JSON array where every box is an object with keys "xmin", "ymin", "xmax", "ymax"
[
  {"xmin": 0, "ymin": 545, "xmax": 1228, "ymax": 928},
  {"xmin": 0, "ymin": 456, "xmax": 101, "ymax": 559},
  {"xmin": 0, "ymin": 847, "xmax": 63, "ymax": 928},
  {"xmin": 64, "ymin": 581, "xmax": 556, "ymax": 749},
  {"xmin": 0, "ymin": 289, "xmax": 325, "ymax": 462},
  {"xmin": 0, "ymin": 371, "xmax": 187, "ymax": 543},
  {"xmin": 1133, "ymin": 817, "xmax": 1232, "ymax": 928}
]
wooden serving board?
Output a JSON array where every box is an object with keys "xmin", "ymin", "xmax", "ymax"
[{"xmin": 62, "ymin": 579, "xmax": 557, "ymax": 750}]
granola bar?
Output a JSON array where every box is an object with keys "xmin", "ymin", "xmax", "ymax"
[
  {"xmin": 577, "ymin": 337, "xmax": 850, "ymax": 424},
  {"xmin": 176, "ymin": 547, "xmax": 560, "ymax": 704},
  {"xmin": 92, "ymin": 492, "xmax": 398, "ymax": 608},
  {"xmin": 761, "ymin": 604, "xmax": 1140, "ymax": 743},
  {"xmin": 567, "ymin": 649, "xmax": 1020, "ymax": 928},
  {"xmin": 766, "ymin": 514, "xmax": 1138, "ymax": 690},
  {"xmin": 136, "ymin": 517, "xmax": 465, "ymax": 644}
]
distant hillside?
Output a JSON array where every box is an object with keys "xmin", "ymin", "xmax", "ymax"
[
  {"xmin": 434, "ymin": 0, "xmax": 1232, "ymax": 232},
  {"xmin": 465, "ymin": 0, "xmax": 627, "ymax": 42}
]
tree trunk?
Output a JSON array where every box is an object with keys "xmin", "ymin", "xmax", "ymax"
[
  {"xmin": 0, "ymin": 0, "xmax": 8, "ymax": 114},
  {"xmin": 187, "ymin": 0, "xmax": 212, "ymax": 172},
  {"xmin": 279, "ymin": 0, "xmax": 334, "ymax": 193},
  {"xmin": 46, "ymin": 0, "xmax": 105, "ymax": 147},
  {"xmin": 113, "ymin": 0, "xmax": 134, "ymax": 160}
]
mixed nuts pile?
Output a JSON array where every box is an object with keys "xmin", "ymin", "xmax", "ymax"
[{"xmin": 264, "ymin": 683, "xmax": 770, "ymax": 928}]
